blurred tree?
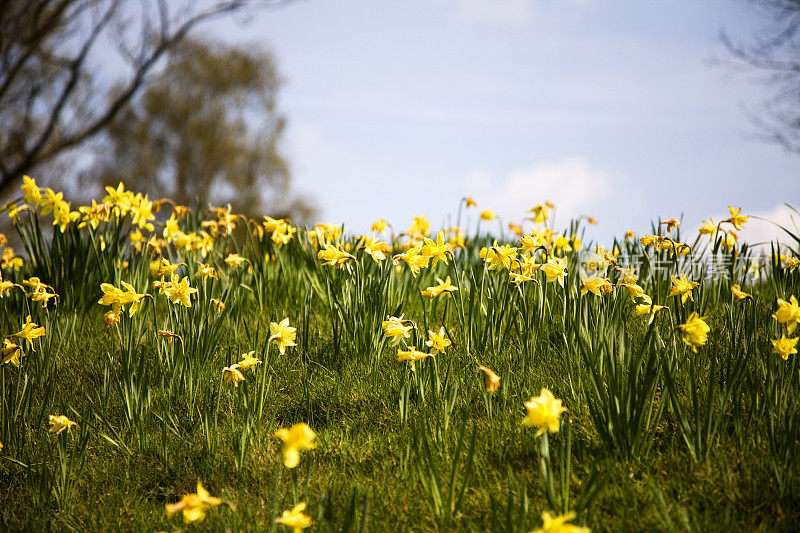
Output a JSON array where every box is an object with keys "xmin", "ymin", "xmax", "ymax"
[
  {"xmin": 722, "ymin": 0, "xmax": 800, "ymax": 154},
  {"xmin": 0, "ymin": 0, "xmax": 288, "ymax": 198},
  {"xmin": 89, "ymin": 38, "xmax": 309, "ymax": 217}
]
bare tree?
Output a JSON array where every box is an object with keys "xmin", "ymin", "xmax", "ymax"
[
  {"xmin": 0, "ymin": 0, "xmax": 286, "ymax": 197},
  {"xmin": 722, "ymin": 0, "xmax": 800, "ymax": 154},
  {"xmin": 89, "ymin": 38, "xmax": 313, "ymax": 218}
]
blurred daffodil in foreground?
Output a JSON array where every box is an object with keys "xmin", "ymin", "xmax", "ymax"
[
  {"xmin": 773, "ymin": 296, "xmax": 800, "ymax": 334},
  {"xmin": 477, "ymin": 365, "xmax": 500, "ymax": 393},
  {"xmin": 678, "ymin": 312, "xmax": 710, "ymax": 352},
  {"xmin": 531, "ymin": 511, "xmax": 590, "ymax": 533},
  {"xmin": 274, "ymin": 423, "xmax": 316, "ymax": 468},
  {"xmin": 165, "ymin": 481, "xmax": 222, "ymax": 523},
  {"xmin": 275, "ymin": 502, "xmax": 312, "ymax": 532},
  {"xmin": 522, "ymin": 388, "xmax": 566, "ymax": 436}
]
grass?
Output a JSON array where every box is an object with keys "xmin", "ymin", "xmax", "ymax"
[{"xmin": 0, "ymin": 181, "xmax": 799, "ymax": 531}]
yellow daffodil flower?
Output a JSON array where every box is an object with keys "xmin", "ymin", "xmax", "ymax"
[
  {"xmin": 2, "ymin": 339, "xmax": 23, "ymax": 367},
  {"xmin": 772, "ymin": 336, "xmax": 798, "ymax": 360},
  {"xmin": 731, "ymin": 284, "xmax": 753, "ymax": 302},
  {"xmin": 773, "ymin": 296, "xmax": 800, "ymax": 334},
  {"xmin": 426, "ymin": 327, "xmax": 451, "ymax": 354},
  {"xmin": 397, "ymin": 347, "xmax": 432, "ymax": 371},
  {"xmin": 382, "ymin": 315, "xmax": 414, "ymax": 345},
  {"xmin": 237, "ymin": 351, "xmax": 262, "ymax": 371},
  {"xmin": 724, "ymin": 205, "xmax": 748, "ymax": 230},
  {"xmin": 274, "ymin": 423, "xmax": 316, "ymax": 468},
  {"xmin": 222, "ymin": 364, "xmax": 245, "ymax": 386},
  {"xmin": 270, "ymin": 318, "xmax": 297, "ymax": 355},
  {"xmin": 421, "ymin": 230, "xmax": 451, "ymax": 266},
  {"xmin": 14, "ymin": 315, "xmax": 45, "ymax": 347},
  {"xmin": 163, "ymin": 275, "xmax": 198, "ymax": 307},
  {"xmin": 542, "ymin": 257, "xmax": 567, "ymax": 287},
  {"xmin": 421, "ymin": 276, "xmax": 458, "ymax": 298},
  {"xmin": 477, "ymin": 365, "xmax": 500, "ymax": 394},
  {"xmin": 275, "ymin": 502, "xmax": 313, "ymax": 532},
  {"xmin": 669, "ymin": 273, "xmax": 699, "ymax": 304},
  {"xmin": 678, "ymin": 312, "xmax": 710, "ymax": 352},
  {"xmin": 532, "ymin": 511, "xmax": 590, "ymax": 533},
  {"xmin": 522, "ymin": 388, "xmax": 567, "ymax": 436},
  {"xmin": 48, "ymin": 415, "xmax": 76, "ymax": 435},
  {"xmin": 165, "ymin": 481, "xmax": 222, "ymax": 523}
]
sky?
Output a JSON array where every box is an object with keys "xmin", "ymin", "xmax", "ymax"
[{"xmin": 207, "ymin": 0, "xmax": 800, "ymax": 246}]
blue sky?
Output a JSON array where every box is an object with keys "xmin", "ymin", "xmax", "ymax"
[{"xmin": 209, "ymin": 0, "xmax": 799, "ymax": 245}]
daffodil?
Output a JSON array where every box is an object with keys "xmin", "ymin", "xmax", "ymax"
[
  {"xmin": 211, "ymin": 298, "xmax": 226, "ymax": 313},
  {"xmin": 529, "ymin": 204, "xmax": 550, "ymax": 224},
  {"xmin": 522, "ymin": 388, "xmax": 567, "ymax": 436},
  {"xmin": 163, "ymin": 275, "xmax": 198, "ymax": 307},
  {"xmin": 195, "ymin": 262, "xmax": 219, "ymax": 280},
  {"xmin": 421, "ymin": 230, "xmax": 451, "ymax": 266},
  {"xmin": 21, "ymin": 175, "xmax": 41, "ymax": 204},
  {"xmin": 222, "ymin": 364, "xmax": 245, "ymax": 386},
  {"xmin": 678, "ymin": 312, "xmax": 710, "ymax": 352},
  {"xmin": 531, "ymin": 511, "xmax": 590, "ymax": 533},
  {"xmin": 157, "ymin": 329, "xmax": 181, "ymax": 344},
  {"xmin": 382, "ymin": 315, "xmax": 413, "ymax": 345},
  {"xmin": 237, "ymin": 351, "xmax": 262, "ymax": 371},
  {"xmin": 397, "ymin": 347, "xmax": 432, "ymax": 371},
  {"xmin": 2, "ymin": 339, "xmax": 23, "ymax": 367},
  {"xmin": 426, "ymin": 327, "xmax": 451, "ymax": 354},
  {"xmin": 542, "ymin": 257, "xmax": 567, "ymax": 287},
  {"xmin": 580, "ymin": 273, "xmax": 612, "ymax": 297},
  {"xmin": 371, "ymin": 218, "xmax": 389, "ymax": 233},
  {"xmin": 477, "ymin": 365, "xmax": 500, "ymax": 394},
  {"xmin": 669, "ymin": 273, "xmax": 699, "ymax": 304},
  {"xmin": 48, "ymin": 415, "xmax": 76, "ymax": 435},
  {"xmin": 270, "ymin": 318, "xmax": 297, "ymax": 355},
  {"xmin": 318, "ymin": 243, "xmax": 354, "ymax": 268},
  {"xmin": 274, "ymin": 423, "xmax": 316, "ymax": 468},
  {"xmin": 773, "ymin": 296, "xmax": 800, "ymax": 334},
  {"xmin": 421, "ymin": 276, "xmax": 458, "ymax": 298},
  {"xmin": 772, "ymin": 336, "xmax": 798, "ymax": 360},
  {"xmin": 165, "ymin": 481, "xmax": 222, "ymax": 523},
  {"xmin": 13, "ymin": 315, "xmax": 45, "ymax": 347},
  {"xmin": 393, "ymin": 244, "xmax": 429, "ymax": 275},
  {"xmin": 509, "ymin": 272, "xmax": 534, "ymax": 285},
  {"xmin": 634, "ymin": 303, "xmax": 668, "ymax": 317},
  {"xmin": 724, "ymin": 205, "xmax": 748, "ymax": 230},
  {"xmin": 698, "ymin": 218, "xmax": 716, "ymax": 235},
  {"xmin": 480, "ymin": 240, "xmax": 517, "ymax": 271},
  {"xmin": 730, "ymin": 284, "xmax": 753, "ymax": 302},
  {"xmin": 275, "ymin": 502, "xmax": 313, "ymax": 532},
  {"xmin": 103, "ymin": 309, "xmax": 120, "ymax": 327},
  {"xmin": 361, "ymin": 236, "xmax": 389, "ymax": 262},
  {"xmin": 224, "ymin": 253, "xmax": 247, "ymax": 268}
]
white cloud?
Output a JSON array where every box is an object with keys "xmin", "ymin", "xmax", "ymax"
[
  {"xmin": 464, "ymin": 157, "xmax": 612, "ymax": 225},
  {"xmin": 735, "ymin": 204, "xmax": 799, "ymax": 249}
]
